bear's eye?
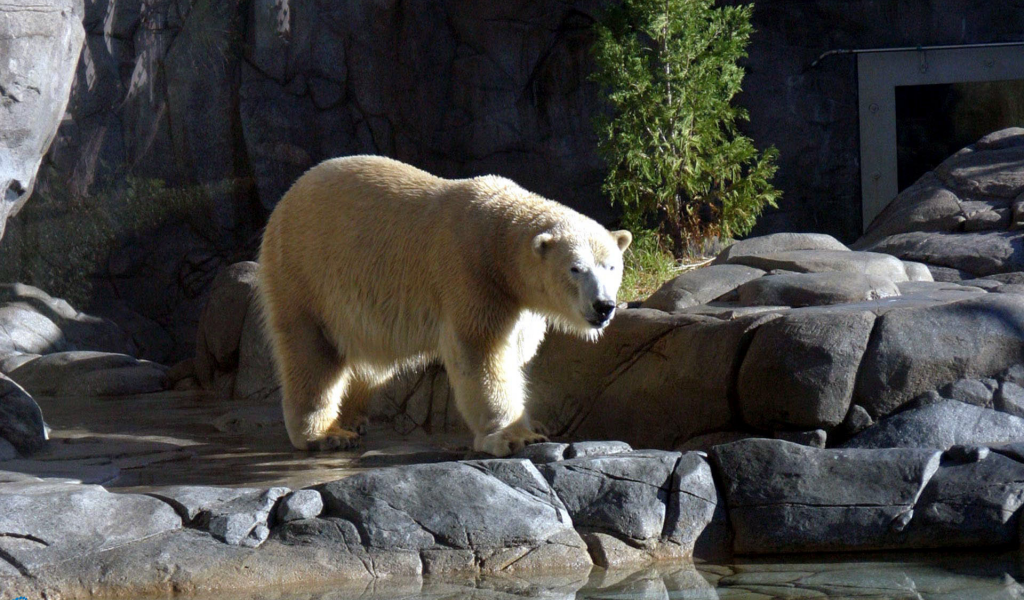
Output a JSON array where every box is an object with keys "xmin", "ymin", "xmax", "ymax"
[{"xmin": 570, "ymin": 266, "xmax": 581, "ymax": 274}]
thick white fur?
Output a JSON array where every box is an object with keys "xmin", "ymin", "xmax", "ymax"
[{"xmin": 257, "ymin": 155, "xmax": 631, "ymax": 456}]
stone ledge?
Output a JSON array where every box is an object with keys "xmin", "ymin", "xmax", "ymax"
[{"xmin": 4, "ymin": 435, "xmax": 1024, "ymax": 598}]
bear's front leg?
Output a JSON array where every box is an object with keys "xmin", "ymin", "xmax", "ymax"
[{"xmin": 441, "ymin": 330, "xmax": 548, "ymax": 457}]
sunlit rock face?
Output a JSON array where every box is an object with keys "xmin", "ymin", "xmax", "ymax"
[{"xmin": 0, "ymin": 0, "xmax": 84, "ymax": 239}]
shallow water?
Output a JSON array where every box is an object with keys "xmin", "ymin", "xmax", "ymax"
[{"xmin": 199, "ymin": 550, "xmax": 1022, "ymax": 600}]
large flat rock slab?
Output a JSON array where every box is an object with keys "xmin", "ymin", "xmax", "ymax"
[
  {"xmin": 736, "ymin": 272, "xmax": 900, "ymax": 307},
  {"xmin": 8, "ymin": 351, "xmax": 168, "ymax": 396},
  {"xmin": 861, "ymin": 231, "xmax": 1024, "ymax": 278},
  {"xmin": 709, "ymin": 439, "xmax": 941, "ymax": 554},
  {"xmin": 724, "ymin": 250, "xmax": 911, "ymax": 282},
  {"xmin": 713, "ymin": 232, "xmax": 849, "ymax": 264},
  {"xmin": 843, "ymin": 400, "xmax": 1024, "ymax": 450},
  {"xmin": 0, "ymin": 480, "xmax": 181, "ymax": 575},
  {"xmin": 902, "ymin": 451, "xmax": 1024, "ymax": 548}
]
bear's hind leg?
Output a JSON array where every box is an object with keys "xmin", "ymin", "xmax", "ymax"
[
  {"xmin": 269, "ymin": 312, "xmax": 360, "ymax": 451},
  {"xmin": 441, "ymin": 331, "xmax": 548, "ymax": 457}
]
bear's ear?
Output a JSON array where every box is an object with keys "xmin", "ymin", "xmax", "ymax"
[
  {"xmin": 532, "ymin": 232, "xmax": 555, "ymax": 258},
  {"xmin": 611, "ymin": 230, "xmax": 632, "ymax": 252}
]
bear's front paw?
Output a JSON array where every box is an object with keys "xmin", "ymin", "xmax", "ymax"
[
  {"xmin": 303, "ymin": 426, "xmax": 361, "ymax": 452},
  {"xmin": 474, "ymin": 426, "xmax": 549, "ymax": 457}
]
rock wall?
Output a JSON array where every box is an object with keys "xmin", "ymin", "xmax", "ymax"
[
  {"xmin": 3, "ymin": 0, "xmax": 1023, "ymax": 361},
  {"xmin": 730, "ymin": 0, "xmax": 1024, "ymax": 240}
]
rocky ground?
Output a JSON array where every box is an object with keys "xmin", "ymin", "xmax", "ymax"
[{"xmin": 4, "ymin": 216, "xmax": 1024, "ymax": 595}]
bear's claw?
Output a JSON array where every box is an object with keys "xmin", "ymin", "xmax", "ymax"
[
  {"xmin": 304, "ymin": 426, "xmax": 361, "ymax": 452},
  {"xmin": 474, "ymin": 427, "xmax": 549, "ymax": 457}
]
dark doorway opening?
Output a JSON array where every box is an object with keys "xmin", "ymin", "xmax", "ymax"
[{"xmin": 895, "ymin": 79, "xmax": 1024, "ymax": 191}]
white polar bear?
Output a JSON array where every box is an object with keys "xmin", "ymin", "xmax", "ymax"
[{"xmin": 257, "ymin": 155, "xmax": 631, "ymax": 456}]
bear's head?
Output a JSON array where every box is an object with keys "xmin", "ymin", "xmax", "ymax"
[{"xmin": 530, "ymin": 224, "xmax": 632, "ymax": 340}]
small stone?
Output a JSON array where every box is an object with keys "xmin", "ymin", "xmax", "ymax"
[
  {"xmin": 1011, "ymin": 197, "xmax": 1024, "ymax": 229},
  {"xmin": 996, "ymin": 381, "xmax": 1024, "ymax": 418},
  {"xmin": 564, "ymin": 440, "xmax": 633, "ymax": 459},
  {"xmin": 276, "ymin": 489, "xmax": 323, "ymax": 522},
  {"xmin": 890, "ymin": 510, "xmax": 914, "ymax": 532},
  {"xmin": 1001, "ymin": 364, "xmax": 1024, "ymax": 387},
  {"xmin": 774, "ymin": 429, "xmax": 827, "ymax": 448},
  {"xmin": 938, "ymin": 378, "xmax": 998, "ymax": 409},
  {"xmin": 513, "ymin": 442, "xmax": 568, "ymax": 464},
  {"xmin": 838, "ymin": 404, "xmax": 874, "ymax": 438},
  {"xmin": 209, "ymin": 512, "xmax": 258, "ymax": 546},
  {"xmin": 902, "ymin": 261, "xmax": 934, "ymax": 282},
  {"xmin": 240, "ymin": 524, "xmax": 269, "ymax": 548}
]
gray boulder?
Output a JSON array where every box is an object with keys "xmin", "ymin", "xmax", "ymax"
[
  {"xmin": 194, "ymin": 262, "xmax": 259, "ymax": 390},
  {"xmin": 233, "ymin": 291, "xmax": 279, "ymax": 403},
  {"xmin": 7, "ymin": 351, "xmax": 167, "ymax": 396},
  {"xmin": 937, "ymin": 378, "xmax": 998, "ymax": 409},
  {"xmin": 737, "ymin": 309, "xmax": 875, "ymax": 430},
  {"xmin": 996, "ymin": 381, "xmax": 1024, "ymax": 418},
  {"xmin": 0, "ymin": 0, "xmax": 85, "ymax": 240},
  {"xmin": 276, "ymin": 490, "xmax": 323, "ymax": 523},
  {"xmin": 901, "ymin": 452, "xmax": 1024, "ymax": 548},
  {"xmin": 713, "ymin": 233, "xmax": 849, "ymax": 265},
  {"xmin": 0, "ymin": 374, "xmax": 46, "ymax": 454},
  {"xmin": 539, "ymin": 451, "xmax": 679, "ymax": 543},
  {"xmin": 735, "ymin": 272, "xmax": 899, "ymax": 307},
  {"xmin": 0, "ymin": 284, "xmax": 135, "ymax": 358},
  {"xmin": 527, "ymin": 309, "xmax": 768, "ymax": 449},
  {"xmin": 854, "ymin": 294, "xmax": 1024, "ymax": 417},
  {"xmin": 843, "ymin": 400, "xmax": 1024, "ymax": 450},
  {"xmin": 710, "ymin": 439, "xmax": 941, "ymax": 553},
  {"xmin": 856, "ymin": 130, "xmax": 1024, "ymax": 278},
  {"xmin": 901, "ymin": 261, "xmax": 934, "ymax": 282},
  {"xmin": 664, "ymin": 452, "xmax": 728, "ymax": 558},
  {"xmin": 0, "ymin": 480, "xmax": 181, "ymax": 575},
  {"xmin": 318, "ymin": 459, "xmax": 590, "ymax": 569},
  {"xmin": 641, "ymin": 264, "xmax": 765, "ymax": 312},
  {"xmin": 725, "ymin": 250, "xmax": 911, "ymax": 282},
  {"xmin": 856, "ymin": 172, "xmax": 966, "ymax": 246},
  {"xmin": 860, "ymin": 231, "xmax": 1024, "ymax": 278}
]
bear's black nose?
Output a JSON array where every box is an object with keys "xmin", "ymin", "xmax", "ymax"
[{"xmin": 593, "ymin": 299, "xmax": 616, "ymax": 321}]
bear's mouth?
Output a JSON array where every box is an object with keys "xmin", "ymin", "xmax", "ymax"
[{"xmin": 587, "ymin": 314, "xmax": 612, "ymax": 328}]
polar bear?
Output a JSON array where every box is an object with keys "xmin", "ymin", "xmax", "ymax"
[{"xmin": 258, "ymin": 156, "xmax": 631, "ymax": 456}]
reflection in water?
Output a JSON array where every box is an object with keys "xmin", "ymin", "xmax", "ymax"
[{"xmin": 201, "ymin": 551, "xmax": 1022, "ymax": 600}]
